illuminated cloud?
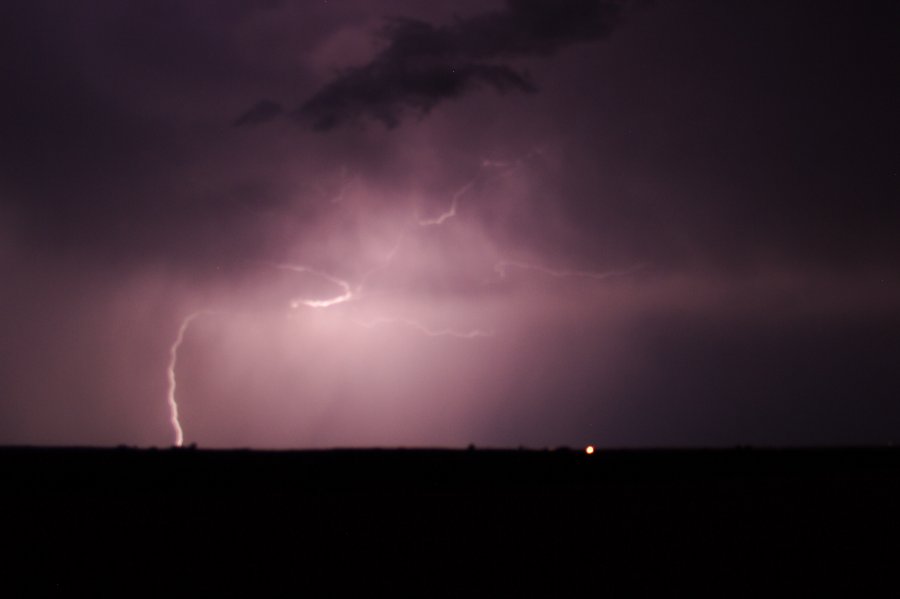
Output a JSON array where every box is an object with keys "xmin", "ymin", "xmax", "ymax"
[{"xmin": 0, "ymin": 1, "xmax": 897, "ymax": 448}]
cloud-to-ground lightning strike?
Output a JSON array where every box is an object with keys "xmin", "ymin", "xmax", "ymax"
[{"xmin": 166, "ymin": 311, "xmax": 209, "ymax": 447}]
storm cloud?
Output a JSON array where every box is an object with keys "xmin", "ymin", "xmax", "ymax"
[{"xmin": 295, "ymin": 0, "xmax": 624, "ymax": 130}]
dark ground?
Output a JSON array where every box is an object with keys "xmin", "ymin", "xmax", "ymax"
[{"xmin": 2, "ymin": 447, "xmax": 898, "ymax": 595}]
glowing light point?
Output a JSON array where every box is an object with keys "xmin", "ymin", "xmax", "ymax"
[{"xmin": 585, "ymin": 445, "xmax": 595, "ymax": 455}]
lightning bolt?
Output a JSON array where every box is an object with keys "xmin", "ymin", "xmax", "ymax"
[
  {"xmin": 278, "ymin": 240, "xmax": 494, "ymax": 339},
  {"xmin": 277, "ymin": 265, "xmax": 356, "ymax": 309},
  {"xmin": 166, "ymin": 310, "xmax": 210, "ymax": 447},
  {"xmin": 415, "ymin": 148, "xmax": 547, "ymax": 228},
  {"xmin": 417, "ymin": 181, "xmax": 475, "ymax": 227}
]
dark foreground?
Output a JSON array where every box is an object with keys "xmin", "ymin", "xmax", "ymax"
[{"xmin": 2, "ymin": 447, "xmax": 898, "ymax": 595}]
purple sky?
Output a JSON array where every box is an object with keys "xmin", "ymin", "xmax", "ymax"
[{"xmin": 1, "ymin": 0, "xmax": 898, "ymax": 448}]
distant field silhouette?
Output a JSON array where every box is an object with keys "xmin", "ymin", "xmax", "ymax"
[{"xmin": 3, "ymin": 447, "xmax": 897, "ymax": 594}]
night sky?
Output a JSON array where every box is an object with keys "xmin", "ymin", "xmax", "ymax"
[{"xmin": 1, "ymin": 0, "xmax": 897, "ymax": 448}]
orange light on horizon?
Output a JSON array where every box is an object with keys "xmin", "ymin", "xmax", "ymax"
[{"xmin": 585, "ymin": 445, "xmax": 595, "ymax": 455}]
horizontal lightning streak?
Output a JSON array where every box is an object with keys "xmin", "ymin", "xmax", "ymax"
[
  {"xmin": 355, "ymin": 317, "xmax": 493, "ymax": 339},
  {"xmin": 277, "ymin": 264, "xmax": 356, "ymax": 309},
  {"xmin": 494, "ymin": 260, "xmax": 646, "ymax": 281}
]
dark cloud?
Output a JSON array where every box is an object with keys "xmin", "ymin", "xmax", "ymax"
[
  {"xmin": 301, "ymin": 60, "xmax": 536, "ymax": 131},
  {"xmin": 295, "ymin": 0, "xmax": 624, "ymax": 130}
]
